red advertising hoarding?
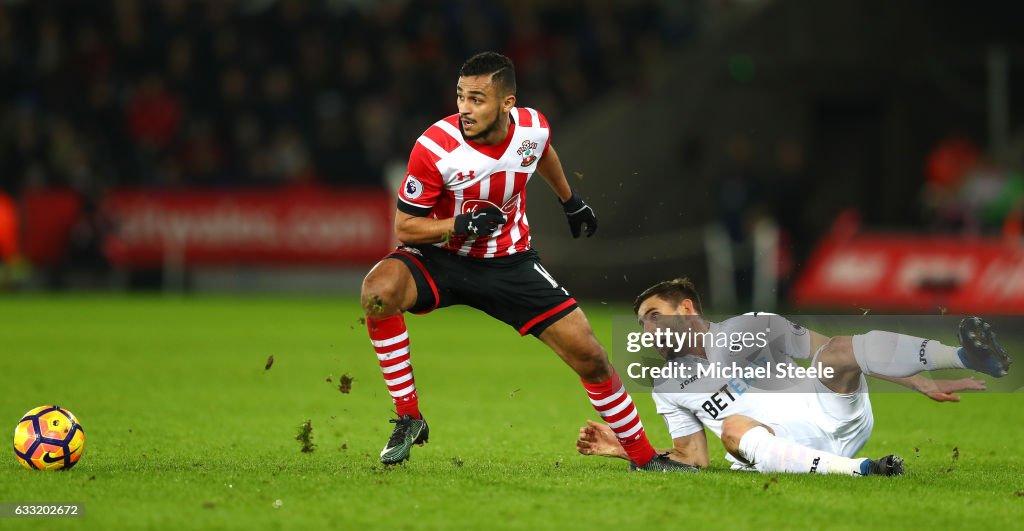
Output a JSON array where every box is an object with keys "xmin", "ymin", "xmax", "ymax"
[
  {"xmin": 22, "ymin": 187, "xmax": 83, "ymax": 266},
  {"xmin": 102, "ymin": 187, "xmax": 393, "ymax": 267},
  {"xmin": 792, "ymin": 231, "xmax": 1024, "ymax": 314}
]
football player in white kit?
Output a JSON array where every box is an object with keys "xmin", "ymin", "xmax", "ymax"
[{"xmin": 576, "ymin": 278, "xmax": 1010, "ymax": 476}]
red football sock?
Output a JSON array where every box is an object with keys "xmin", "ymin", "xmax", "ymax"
[
  {"xmin": 367, "ymin": 314, "xmax": 421, "ymax": 419},
  {"xmin": 583, "ymin": 371, "xmax": 656, "ymax": 466}
]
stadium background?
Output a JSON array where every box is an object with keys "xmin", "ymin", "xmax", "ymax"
[{"xmin": 1, "ymin": 0, "xmax": 1022, "ymax": 312}]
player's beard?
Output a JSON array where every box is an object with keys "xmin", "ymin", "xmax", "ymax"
[{"xmin": 461, "ymin": 108, "xmax": 503, "ymax": 142}]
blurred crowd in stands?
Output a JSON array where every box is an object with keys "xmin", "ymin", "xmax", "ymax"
[
  {"xmin": 923, "ymin": 134, "xmax": 1024, "ymax": 237},
  {"xmin": 0, "ymin": 0, "xmax": 692, "ymax": 196}
]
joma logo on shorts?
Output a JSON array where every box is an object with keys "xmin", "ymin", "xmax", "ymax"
[
  {"xmin": 919, "ymin": 339, "xmax": 930, "ymax": 366},
  {"xmin": 810, "ymin": 456, "xmax": 821, "ymax": 473}
]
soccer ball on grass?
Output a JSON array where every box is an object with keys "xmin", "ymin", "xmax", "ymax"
[{"xmin": 13, "ymin": 406, "xmax": 85, "ymax": 470}]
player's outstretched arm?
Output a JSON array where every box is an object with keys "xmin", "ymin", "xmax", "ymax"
[
  {"xmin": 872, "ymin": 374, "xmax": 987, "ymax": 402},
  {"xmin": 665, "ymin": 430, "xmax": 709, "ymax": 468},
  {"xmin": 577, "ymin": 420, "xmax": 629, "ymax": 460},
  {"xmin": 577, "ymin": 420, "xmax": 709, "ymax": 468}
]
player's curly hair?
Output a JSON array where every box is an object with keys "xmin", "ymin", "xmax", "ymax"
[
  {"xmin": 633, "ymin": 277, "xmax": 704, "ymax": 316},
  {"xmin": 460, "ymin": 51, "xmax": 516, "ymax": 95}
]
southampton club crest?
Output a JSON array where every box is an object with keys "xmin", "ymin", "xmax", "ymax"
[{"xmin": 517, "ymin": 140, "xmax": 538, "ymax": 167}]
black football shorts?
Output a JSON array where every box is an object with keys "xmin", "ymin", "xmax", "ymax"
[{"xmin": 386, "ymin": 244, "xmax": 578, "ymax": 336}]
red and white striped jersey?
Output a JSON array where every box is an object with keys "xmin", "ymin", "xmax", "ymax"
[{"xmin": 396, "ymin": 107, "xmax": 551, "ymax": 258}]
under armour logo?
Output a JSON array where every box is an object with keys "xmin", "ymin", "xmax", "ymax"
[
  {"xmin": 466, "ymin": 211, "xmax": 490, "ymax": 235},
  {"xmin": 454, "ymin": 170, "xmax": 475, "ymax": 182}
]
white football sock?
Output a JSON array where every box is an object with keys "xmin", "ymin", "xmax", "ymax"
[
  {"xmin": 737, "ymin": 426, "xmax": 866, "ymax": 476},
  {"xmin": 852, "ymin": 331, "xmax": 965, "ymax": 377}
]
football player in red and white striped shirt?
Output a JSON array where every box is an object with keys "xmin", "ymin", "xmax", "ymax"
[{"xmin": 362, "ymin": 52, "xmax": 694, "ymax": 471}]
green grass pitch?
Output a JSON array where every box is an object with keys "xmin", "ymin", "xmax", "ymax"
[{"xmin": 0, "ymin": 296, "xmax": 1021, "ymax": 530}]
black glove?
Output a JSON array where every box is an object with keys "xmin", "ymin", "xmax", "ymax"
[
  {"xmin": 561, "ymin": 192, "xmax": 597, "ymax": 238},
  {"xmin": 454, "ymin": 206, "xmax": 506, "ymax": 236}
]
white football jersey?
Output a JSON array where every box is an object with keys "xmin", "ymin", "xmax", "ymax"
[{"xmin": 651, "ymin": 314, "xmax": 816, "ymax": 466}]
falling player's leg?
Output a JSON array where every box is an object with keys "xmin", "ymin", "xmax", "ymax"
[
  {"xmin": 954, "ymin": 317, "xmax": 1012, "ymax": 377},
  {"xmin": 721, "ymin": 415, "xmax": 903, "ymax": 476},
  {"xmin": 362, "ymin": 257, "xmax": 428, "ymax": 464},
  {"xmin": 539, "ymin": 309, "xmax": 696, "ymax": 472},
  {"xmin": 814, "ymin": 317, "xmax": 1012, "ymax": 394}
]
